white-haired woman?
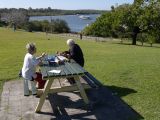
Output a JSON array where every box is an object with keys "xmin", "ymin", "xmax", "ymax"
[{"xmin": 22, "ymin": 43, "xmax": 45, "ymax": 96}]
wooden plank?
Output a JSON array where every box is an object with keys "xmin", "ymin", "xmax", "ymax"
[
  {"xmin": 60, "ymin": 64, "xmax": 72, "ymax": 76},
  {"xmin": 43, "ymin": 55, "xmax": 61, "ymax": 77},
  {"xmin": 74, "ymin": 76, "xmax": 89, "ymax": 104},
  {"xmin": 40, "ymin": 66, "xmax": 49, "ymax": 78},
  {"xmin": 74, "ymin": 63, "xmax": 87, "ymax": 73},
  {"xmin": 40, "ymin": 61, "xmax": 50, "ymax": 78},
  {"xmin": 85, "ymin": 72, "xmax": 102, "ymax": 87},
  {"xmin": 66, "ymin": 62, "xmax": 81, "ymax": 74},
  {"xmin": 41, "ymin": 62, "xmax": 56, "ymax": 78},
  {"xmin": 55, "ymin": 64, "xmax": 67, "ymax": 76},
  {"xmin": 71, "ymin": 60, "xmax": 87, "ymax": 72},
  {"xmin": 48, "ymin": 63, "xmax": 67, "ymax": 77},
  {"xmin": 68, "ymin": 62, "xmax": 85, "ymax": 74},
  {"xmin": 69, "ymin": 59, "xmax": 87, "ymax": 73},
  {"xmin": 37, "ymin": 74, "xmax": 84, "ymax": 80},
  {"xmin": 69, "ymin": 59, "xmax": 76, "ymax": 63},
  {"xmin": 42, "ymin": 64, "xmax": 65, "ymax": 78},
  {"xmin": 46, "ymin": 66, "xmax": 56, "ymax": 77},
  {"xmin": 41, "ymin": 58, "xmax": 87, "ymax": 78},
  {"xmin": 35, "ymin": 79, "xmax": 54, "ymax": 112},
  {"xmin": 38, "ymin": 83, "xmax": 91, "ymax": 93},
  {"xmin": 64, "ymin": 62, "xmax": 77, "ymax": 75},
  {"xmin": 49, "ymin": 64, "xmax": 61, "ymax": 77},
  {"xmin": 81, "ymin": 76, "xmax": 98, "ymax": 88}
]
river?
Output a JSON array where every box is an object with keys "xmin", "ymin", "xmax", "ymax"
[{"xmin": 30, "ymin": 14, "xmax": 100, "ymax": 32}]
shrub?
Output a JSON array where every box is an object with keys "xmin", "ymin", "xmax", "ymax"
[
  {"xmin": 0, "ymin": 20, "xmax": 8, "ymax": 27},
  {"xmin": 23, "ymin": 19, "xmax": 70, "ymax": 33},
  {"xmin": 83, "ymin": 13, "xmax": 113, "ymax": 37},
  {"xmin": 50, "ymin": 19, "xmax": 70, "ymax": 33}
]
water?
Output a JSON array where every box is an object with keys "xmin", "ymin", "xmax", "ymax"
[{"xmin": 30, "ymin": 14, "xmax": 100, "ymax": 32}]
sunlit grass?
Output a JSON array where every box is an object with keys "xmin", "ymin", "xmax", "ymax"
[{"xmin": 0, "ymin": 27, "xmax": 160, "ymax": 120}]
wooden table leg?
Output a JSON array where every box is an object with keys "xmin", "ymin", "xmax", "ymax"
[
  {"xmin": 74, "ymin": 76, "xmax": 89, "ymax": 104},
  {"xmin": 35, "ymin": 79, "xmax": 53, "ymax": 112}
]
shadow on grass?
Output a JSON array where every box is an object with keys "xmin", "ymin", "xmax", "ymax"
[
  {"xmin": 115, "ymin": 42, "xmax": 160, "ymax": 48},
  {"xmin": 38, "ymin": 86, "xmax": 144, "ymax": 120},
  {"xmin": 106, "ymin": 85, "xmax": 137, "ymax": 97},
  {"xmin": 116, "ymin": 42, "xmax": 132, "ymax": 46}
]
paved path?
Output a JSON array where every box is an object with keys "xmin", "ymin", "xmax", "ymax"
[{"xmin": 0, "ymin": 79, "xmax": 143, "ymax": 120}]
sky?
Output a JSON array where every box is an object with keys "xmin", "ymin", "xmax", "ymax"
[{"xmin": 0, "ymin": 0, "xmax": 134, "ymax": 10}]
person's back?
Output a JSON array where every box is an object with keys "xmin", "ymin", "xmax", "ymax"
[
  {"xmin": 69, "ymin": 44, "xmax": 84, "ymax": 67},
  {"xmin": 22, "ymin": 53, "xmax": 38, "ymax": 80},
  {"xmin": 22, "ymin": 43, "xmax": 46, "ymax": 96},
  {"xmin": 66, "ymin": 39, "xmax": 85, "ymax": 84}
]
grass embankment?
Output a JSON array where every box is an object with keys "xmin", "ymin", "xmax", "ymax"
[{"xmin": 0, "ymin": 27, "xmax": 160, "ymax": 120}]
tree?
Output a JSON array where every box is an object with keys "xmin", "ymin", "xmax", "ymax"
[
  {"xmin": 41, "ymin": 20, "xmax": 50, "ymax": 32},
  {"xmin": 83, "ymin": 4, "xmax": 131, "ymax": 38},
  {"xmin": 28, "ymin": 7, "xmax": 32, "ymax": 11},
  {"xmin": 83, "ymin": 0, "xmax": 160, "ymax": 45},
  {"xmin": 50, "ymin": 19, "xmax": 70, "ymax": 33},
  {"xmin": 0, "ymin": 8, "xmax": 106, "ymax": 16},
  {"xmin": 23, "ymin": 19, "xmax": 70, "ymax": 33},
  {"xmin": 134, "ymin": 0, "xmax": 160, "ymax": 43},
  {"xmin": 111, "ymin": 5, "xmax": 115, "ymax": 12},
  {"xmin": 1, "ymin": 10, "xmax": 29, "ymax": 28}
]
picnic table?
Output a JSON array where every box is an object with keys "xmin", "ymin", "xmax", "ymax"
[{"xmin": 35, "ymin": 56, "xmax": 91, "ymax": 112}]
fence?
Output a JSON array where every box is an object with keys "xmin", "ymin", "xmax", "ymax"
[{"xmin": 57, "ymin": 33, "xmax": 119, "ymax": 42}]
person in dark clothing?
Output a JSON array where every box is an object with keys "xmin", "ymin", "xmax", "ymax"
[
  {"xmin": 67, "ymin": 39, "xmax": 84, "ymax": 67},
  {"xmin": 65, "ymin": 39, "xmax": 84, "ymax": 84},
  {"xmin": 80, "ymin": 33, "xmax": 82, "ymax": 40}
]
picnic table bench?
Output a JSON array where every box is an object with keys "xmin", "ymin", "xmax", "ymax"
[{"xmin": 35, "ymin": 56, "xmax": 100, "ymax": 112}]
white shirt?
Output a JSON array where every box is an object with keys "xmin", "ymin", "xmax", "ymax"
[{"xmin": 22, "ymin": 53, "xmax": 39, "ymax": 80}]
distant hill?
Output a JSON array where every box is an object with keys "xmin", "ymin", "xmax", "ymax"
[{"xmin": 0, "ymin": 8, "xmax": 107, "ymax": 16}]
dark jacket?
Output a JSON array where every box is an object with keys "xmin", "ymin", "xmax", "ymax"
[{"xmin": 69, "ymin": 44, "xmax": 84, "ymax": 67}]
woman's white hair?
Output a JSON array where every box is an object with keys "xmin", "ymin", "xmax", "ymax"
[
  {"xmin": 67, "ymin": 39, "xmax": 75, "ymax": 46},
  {"xmin": 26, "ymin": 43, "xmax": 36, "ymax": 52}
]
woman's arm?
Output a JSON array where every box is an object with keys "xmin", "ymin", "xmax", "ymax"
[
  {"xmin": 36, "ymin": 53, "xmax": 46, "ymax": 60},
  {"xmin": 31, "ymin": 53, "xmax": 46, "ymax": 66}
]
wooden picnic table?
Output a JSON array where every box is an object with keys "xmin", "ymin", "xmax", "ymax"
[{"xmin": 35, "ymin": 56, "xmax": 91, "ymax": 112}]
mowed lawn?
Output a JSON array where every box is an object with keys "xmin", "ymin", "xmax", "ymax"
[{"xmin": 0, "ymin": 27, "xmax": 160, "ymax": 120}]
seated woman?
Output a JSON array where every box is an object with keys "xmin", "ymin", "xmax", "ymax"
[{"xmin": 22, "ymin": 43, "xmax": 46, "ymax": 96}]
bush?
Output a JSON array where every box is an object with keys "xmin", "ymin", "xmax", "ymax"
[
  {"xmin": 0, "ymin": 20, "xmax": 8, "ymax": 27},
  {"xmin": 23, "ymin": 19, "xmax": 70, "ymax": 33},
  {"xmin": 23, "ymin": 22, "xmax": 34, "ymax": 32},
  {"xmin": 40, "ymin": 20, "xmax": 50, "ymax": 32},
  {"xmin": 147, "ymin": 34, "xmax": 155, "ymax": 46},
  {"xmin": 50, "ymin": 19, "xmax": 70, "ymax": 33},
  {"xmin": 137, "ymin": 33, "xmax": 147, "ymax": 42},
  {"xmin": 83, "ymin": 13, "xmax": 113, "ymax": 37}
]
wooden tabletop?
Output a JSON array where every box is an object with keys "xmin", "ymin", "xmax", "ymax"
[{"xmin": 40, "ymin": 56, "xmax": 87, "ymax": 78}]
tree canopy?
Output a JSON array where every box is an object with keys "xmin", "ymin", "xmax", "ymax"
[
  {"xmin": 83, "ymin": 0, "xmax": 160, "ymax": 45},
  {"xmin": 0, "ymin": 8, "xmax": 106, "ymax": 16}
]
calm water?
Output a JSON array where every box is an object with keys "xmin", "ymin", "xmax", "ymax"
[{"xmin": 30, "ymin": 14, "xmax": 100, "ymax": 32}]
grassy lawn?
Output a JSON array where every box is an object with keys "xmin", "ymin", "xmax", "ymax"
[{"xmin": 0, "ymin": 27, "xmax": 160, "ymax": 120}]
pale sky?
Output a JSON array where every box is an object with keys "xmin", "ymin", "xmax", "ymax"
[{"xmin": 0, "ymin": 0, "xmax": 134, "ymax": 10}]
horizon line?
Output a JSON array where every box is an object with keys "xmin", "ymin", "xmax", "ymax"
[{"xmin": 0, "ymin": 8, "xmax": 108, "ymax": 11}]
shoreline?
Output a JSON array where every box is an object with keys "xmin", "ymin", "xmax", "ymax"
[{"xmin": 29, "ymin": 13, "xmax": 101, "ymax": 17}]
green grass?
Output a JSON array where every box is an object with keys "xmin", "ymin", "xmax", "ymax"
[{"xmin": 0, "ymin": 27, "xmax": 160, "ymax": 120}]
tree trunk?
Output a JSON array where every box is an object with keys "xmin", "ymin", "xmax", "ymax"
[
  {"xmin": 132, "ymin": 33, "xmax": 137, "ymax": 45},
  {"xmin": 132, "ymin": 26, "xmax": 140, "ymax": 45}
]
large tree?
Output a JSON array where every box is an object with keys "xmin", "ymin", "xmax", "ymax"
[
  {"xmin": 1, "ymin": 9, "xmax": 29, "ymax": 28},
  {"xmin": 83, "ymin": 0, "xmax": 160, "ymax": 44}
]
